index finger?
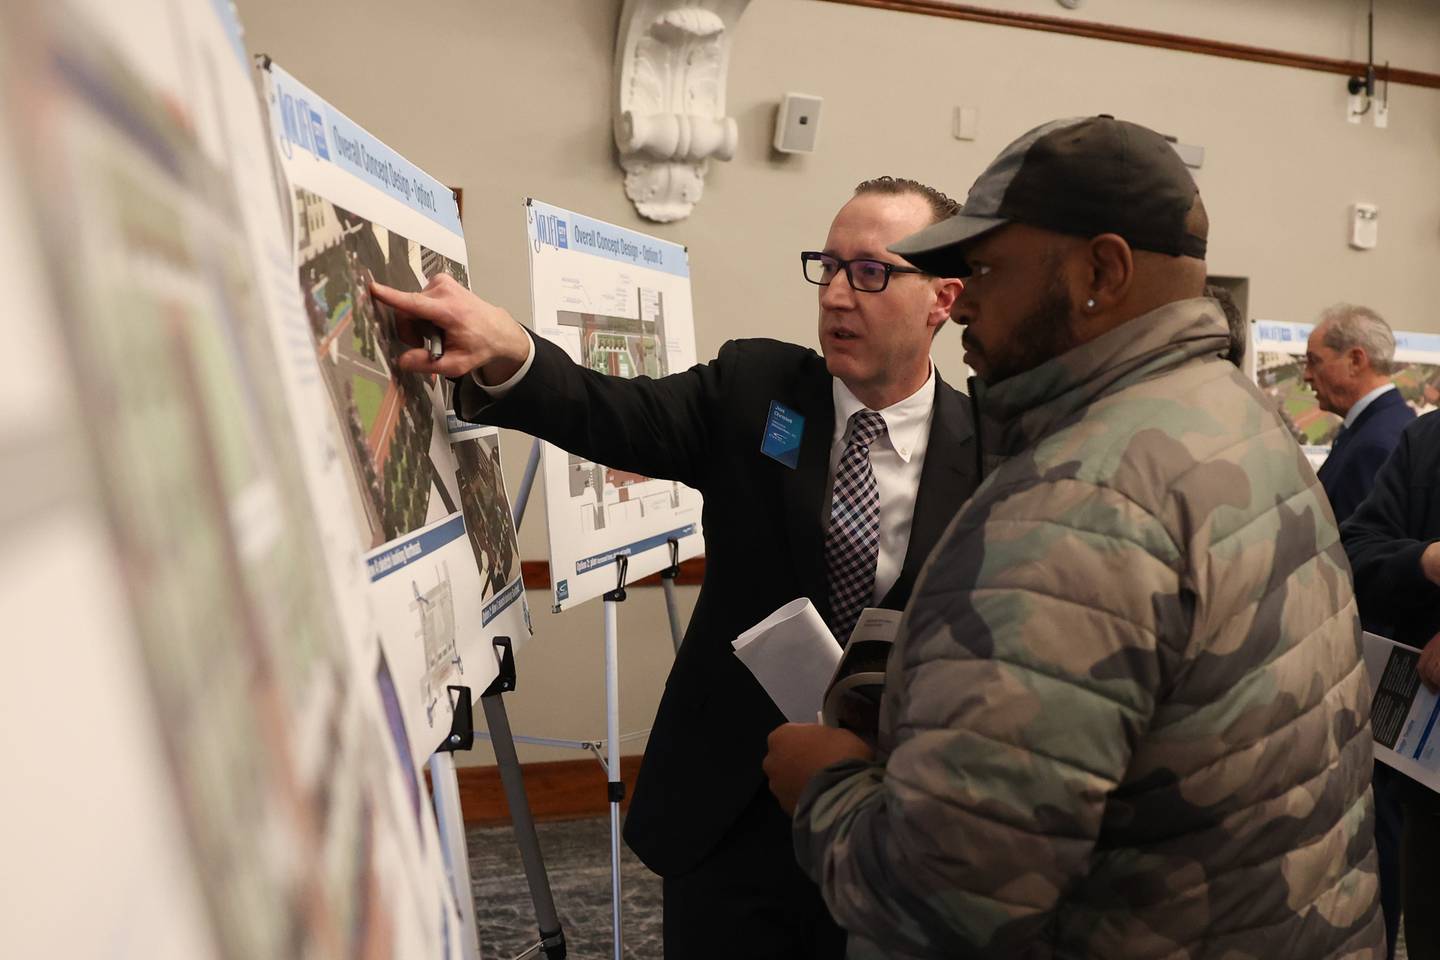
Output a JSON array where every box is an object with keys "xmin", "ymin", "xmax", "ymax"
[{"xmin": 370, "ymin": 280, "xmax": 442, "ymax": 322}]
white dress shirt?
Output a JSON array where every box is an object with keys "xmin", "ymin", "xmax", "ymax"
[
  {"xmin": 829, "ymin": 368, "xmax": 936, "ymax": 604},
  {"xmin": 1343, "ymin": 382, "xmax": 1396, "ymax": 429}
]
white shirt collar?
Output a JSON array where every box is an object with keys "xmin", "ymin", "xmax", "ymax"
[
  {"xmin": 1344, "ymin": 382, "xmax": 1396, "ymax": 429},
  {"xmin": 831, "ymin": 365, "xmax": 936, "ymax": 463}
]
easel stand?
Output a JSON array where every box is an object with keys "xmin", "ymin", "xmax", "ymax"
[
  {"xmin": 432, "ymin": 685, "xmax": 484, "ymax": 960},
  {"xmin": 478, "ymin": 638, "xmax": 566, "ymax": 960},
  {"xmin": 659, "ymin": 538, "xmax": 684, "ymax": 655},
  {"xmin": 464, "ymin": 437, "xmax": 687, "ymax": 960},
  {"xmin": 601, "ymin": 557, "xmax": 630, "ymax": 960},
  {"xmin": 426, "ymin": 435, "xmax": 568, "ymax": 960}
]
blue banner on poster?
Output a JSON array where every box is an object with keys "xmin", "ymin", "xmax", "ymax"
[
  {"xmin": 1396, "ymin": 331, "xmax": 1440, "ymax": 355},
  {"xmin": 481, "ymin": 578, "xmax": 525, "ymax": 626},
  {"xmin": 366, "ymin": 515, "xmax": 468, "ymax": 582},
  {"xmin": 527, "ymin": 198, "xmax": 689, "ymax": 278},
  {"xmin": 575, "ymin": 524, "xmax": 698, "ymax": 575},
  {"xmin": 265, "ymin": 62, "xmax": 463, "ymax": 236}
]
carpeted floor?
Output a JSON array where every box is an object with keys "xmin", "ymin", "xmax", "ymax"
[
  {"xmin": 468, "ymin": 817, "xmax": 1408, "ymax": 960},
  {"xmin": 468, "ymin": 817, "xmax": 662, "ymax": 960}
]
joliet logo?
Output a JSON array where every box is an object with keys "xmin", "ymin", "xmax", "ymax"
[{"xmin": 274, "ymin": 80, "xmax": 329, "ymax": 161}]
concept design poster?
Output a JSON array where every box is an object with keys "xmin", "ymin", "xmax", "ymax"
[{"xmin": 524, "ymin": 199, "xmax": 704, "ymax": 611}]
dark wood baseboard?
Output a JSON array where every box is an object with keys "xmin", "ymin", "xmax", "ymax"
[
  {"xmin": 447, "ymin": 756, "xmax": 645, "ymax": 826},
  {"xmin": 520, "ymin": 557, "xmax": 705, "ymax": 591}
]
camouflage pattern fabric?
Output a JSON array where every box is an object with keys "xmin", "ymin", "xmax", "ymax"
[{"xmin": 793, "ymin": 298, "xmax": 1384, "ymax": 959}]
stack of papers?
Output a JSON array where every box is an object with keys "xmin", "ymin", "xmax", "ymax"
[
  {"xmin": 732, "ymin": 599, "xmax": 901, "ymax": 739},
  {"xmin": 732, "ymin": 598, "xmax": 841, "ymax": 723}
]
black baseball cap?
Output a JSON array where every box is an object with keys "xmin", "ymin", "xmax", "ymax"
[{"xmin": 891, "ymin": 115, "xmax": 1206, "ymax": 277}]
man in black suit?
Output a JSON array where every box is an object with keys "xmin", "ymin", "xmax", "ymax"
[
  {"xmin": 371, "ymin": 178, "xmax": 981, "ymax": 959},
  {"xmin": 1342, "ymin": 410, "xmax": 1440, "ymax": 960},
  {"xmin": 1306, "ymin": 303, "xmax": 1415, "ymax": 960},
  {"xmin": 1305, "ymin": 303, "xmax": 1415, "ymax": 527}
]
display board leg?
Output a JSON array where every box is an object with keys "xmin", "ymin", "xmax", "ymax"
[
  {"xmin": 480, "ymin": 639, "xmax": 568, "ymax": 960},
  {"xmin": 433, "ymin": 687, "xmax": 484, "ymax": 960},
  {"xmin": 431, "ymin": 752, "xmax": 484, "ymax": 960},
  {"xmin": 601, "ymin": 557, "xmax": 629, "ymax": 960},
  {"xmin": 658, "ymin": 538, "xmax": 685, "ymax": 655},
  {"xmin": 510, "ymin": 438, "xmax": 543, "ymax": 531}
]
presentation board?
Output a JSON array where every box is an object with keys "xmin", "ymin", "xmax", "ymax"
[
  {"xmin": 261, "ymin": 62, "xmax": 530, "ymax": 764},
  {"xmin": 0, "ymin": 71, "xmax": 223, "ymax": 960},
  {"xmin": 1250, "ymin": 320, "xmax": 1440, "ymax": 469},
  {"xmin": 1, "ymin": 2, "xmax": 464, "ymax": 957},
  {"xmin": 524, "ymin": 199, "xmax": 705, "ymax": 610}
]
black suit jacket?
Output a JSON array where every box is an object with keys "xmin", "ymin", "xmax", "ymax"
[
  {"xmin": 1341, "ymin": 409, "xmax": 1440, "ymax": 648},
  {"xmin": 456, "ymin": 334, "xmax": 979, "ymax": 876},
  {"xmin": 1317, "ymin": 387, "xmax": 1415, "ymax": 525}
]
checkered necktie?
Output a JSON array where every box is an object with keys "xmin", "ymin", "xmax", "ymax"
[{"xmin": 825, "ymin": 410, "xmax": 887, "ymax": 642}]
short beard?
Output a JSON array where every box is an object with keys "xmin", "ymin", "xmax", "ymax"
[{"xmin": 984, "ymin": 264, "xmax": 1080, "ymax": 384}]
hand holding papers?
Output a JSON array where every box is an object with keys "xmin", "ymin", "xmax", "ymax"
[
  {"xmin": 732, "ymin": 600, "xmax": 901, "ymax": 739},
  {"xmin": 732, "ymin": 598, "xmax": 842, "ymax": 723}
]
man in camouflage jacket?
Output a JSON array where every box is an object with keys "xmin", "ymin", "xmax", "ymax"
[{"xmin": 764, "ymin": 117, "xmax": 1383, "ymax": 959}]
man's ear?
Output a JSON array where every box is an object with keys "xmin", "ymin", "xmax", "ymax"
[
  {"xmin": 928, "ymin": 277, "xmax": 963, "ymax": 330},
  {"xmin": 1083, "ymin": 234, "xmax": 1134, "ymax": 312}
]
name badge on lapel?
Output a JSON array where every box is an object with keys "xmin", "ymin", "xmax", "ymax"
[{"xmin": 761, "ymin": 400, "xmax": 805, "ymax": 469}]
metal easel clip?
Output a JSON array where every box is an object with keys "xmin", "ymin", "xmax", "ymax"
[
  {"xmin": 603, "ymin": 555, "xmax": 629, "ymax": 602},
  {"xmin": 483, "ymin": 636, "xmax": 516, "ymax": 697},
  {"xmin": 660, "ymin": 538, "xmax": 681, "ymax": 580},
  {"xmin": 438, "ymin": 685, "xmax": 474, "ymax": 753}
]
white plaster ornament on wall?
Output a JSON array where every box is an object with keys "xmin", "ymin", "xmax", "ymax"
[{"xmin": 614, "ymin": 0, "xmax": 751, "ymax": 223}]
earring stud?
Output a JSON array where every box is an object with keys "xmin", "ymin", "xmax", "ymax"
[{"xmin": 1085, "ymin": 298, "xmax": 1096, "ymax": 309}]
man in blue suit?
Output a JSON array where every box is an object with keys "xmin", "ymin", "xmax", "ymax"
[
  {"xmin": 1306, "ymin": 304, "xmax": 1414, "ymax": 526},
  {"xmin": 1305, "ymin": 302, "xmax": 1414, "ymax": 959}
]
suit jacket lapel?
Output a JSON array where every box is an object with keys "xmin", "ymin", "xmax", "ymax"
[
  {"xmin": 780, "ymin": 359, "xmax": 836, "ymax": 623},
  {"xmin": 881, "ymin": 376, "xmax": 976, "ymax": 608}
]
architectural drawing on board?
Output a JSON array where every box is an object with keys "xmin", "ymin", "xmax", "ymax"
[
  {"xmin": 558, "ymin": 290, "xmax": 667, "ymax": 379},
  {"xmin": 557, "ymin": 293, "xmax": 682, "ymax": 532},
  {"xmin": 566, "ymin": 453, "xmax": 682, "ymax": 533},
  {"xmin": 411, "ymin": 564, "xmax": 460, "ymax": 723},
  {"xmin": 452, "ymin": 432, "xmax": 520, "ymax": 600},
  {"xmin": 297, "ymin": 188, "xmax": 470, "ymax": 547},
  {"xmin": 526, "ymin": 197, "xmax": 704, "ymax": 610}
]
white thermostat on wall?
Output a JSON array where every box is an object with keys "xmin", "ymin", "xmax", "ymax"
[
  {"xmin": 1350, "ymin": 203, "xmax": 1379, "ymax": 250},
  {"xmin": 774, "ymin": 93, "xmax": 823, "ymax": 154}
]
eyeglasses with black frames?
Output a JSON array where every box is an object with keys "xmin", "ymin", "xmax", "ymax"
[{"xmin": 800, "ymin": 251, "xmax": 926, "ymax": 293}]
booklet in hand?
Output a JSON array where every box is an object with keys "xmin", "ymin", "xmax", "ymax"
[
  {"xmin": 1363, "ymin": 630, "xmax": 1440, "ymax": 794},
  {"xmin": 821, "ymin": 608, "xmax": 901, "ymax": 746}
]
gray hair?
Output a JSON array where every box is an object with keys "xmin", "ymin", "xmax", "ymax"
[{"xmin": 1318, "ymin": 303, "xmax": 1398, "ymax": 375}]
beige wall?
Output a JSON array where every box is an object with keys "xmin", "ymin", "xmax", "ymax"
[{"xmin": 238, "ymin": 0, "xmax": 1440, "ymax": 763}]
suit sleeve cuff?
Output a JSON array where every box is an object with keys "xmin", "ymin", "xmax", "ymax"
[
  {"xmin": 1397, "ymin": 540, "xmax": 1440, "ymax": 597},
  {"xmin": 469, "ymin": 329, "xmax": 536, "ymax": 398}
]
